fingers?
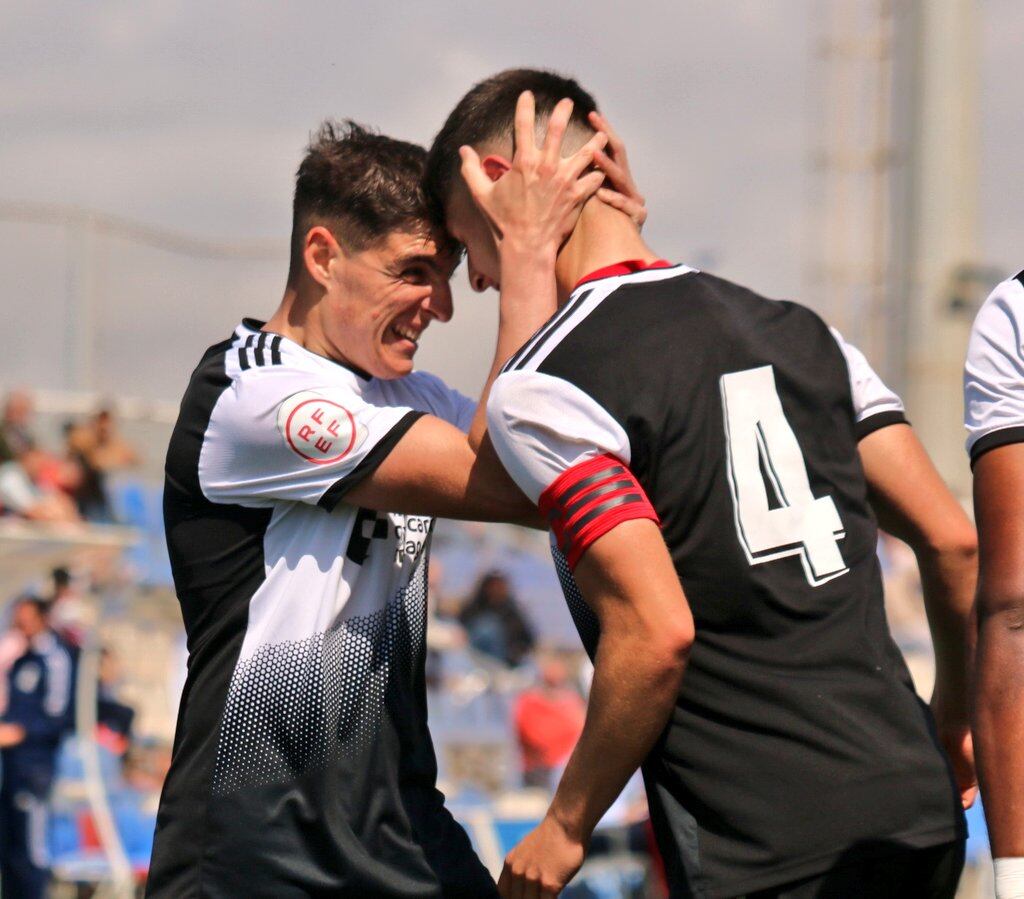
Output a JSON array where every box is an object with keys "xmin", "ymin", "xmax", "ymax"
[
  {"xmin": 596, "ymin": 187, "xmax": 648, "ymax": 229},
  {"xmin": 497, "ymin": 861, "xmax": 518, "ymax": 899},
  {"xmin": 541, "ymin": 97, "xmax": 574, "ymax": 164},
  {"xmin": 458, "ymin": 145, "xmax": 492, "ymax": 201},
  {"xmin": 513, "ymin": 91, "xmax": 538, "ymax": 164},
  {"xmin": 564, "ymin": 130, "xmax": 609, "ymax": 180},
  {"xmin": 961, "ymin": 785, "xmax": 978, "ymax": 809},
  {"xmin": 592, "ymin": 147, "xmax": 632, "ymax": 193},
  {"xmin": 575, "ymin": 170, "xmax": 606, "ymax": 205},
  {"xmin": 588, "ymin": 109, "xmax": 628, "ymax": 164}
]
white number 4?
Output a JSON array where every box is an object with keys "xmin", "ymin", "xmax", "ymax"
[{"xmin": 720, "ymin": 366, "xmax": 848, "ymax": 587}]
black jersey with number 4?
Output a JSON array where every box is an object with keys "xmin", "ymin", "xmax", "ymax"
[{"xmin": 487, "ymin": 264, "xmax": 964, "ymax": 899}]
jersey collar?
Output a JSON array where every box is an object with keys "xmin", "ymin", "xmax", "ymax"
[
  {"xmin": 573, "ymin": 259, "xmax": 673, "ymax": 291},
  {"xmin": 239, "ymin": 318, "xmax": 372, "ymax": 381}
]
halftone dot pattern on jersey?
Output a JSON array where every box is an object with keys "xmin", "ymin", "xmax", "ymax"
[
  {"xmin": 211, "ymin": 554, "xmax": 428, "ymax": 796},
  {"xmin": 551, "ymin": 546, "xmax": 600, "ymax": 655}
]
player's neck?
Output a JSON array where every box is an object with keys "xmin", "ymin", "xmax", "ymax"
[
  {"xmin": 265, "ymin": 284, "xmax": 338, "ymax": 363},
  {"xmin": 554, "ymin": 202, "xmax": 660, "ymax": 305}
]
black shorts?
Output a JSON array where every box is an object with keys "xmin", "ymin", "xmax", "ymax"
[{"xmin": 743, "ymin": 840, "xmax": 965, "ymax": 899}]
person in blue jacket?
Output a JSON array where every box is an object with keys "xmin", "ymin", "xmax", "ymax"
[{"xmin": 0, "ymin": 597, "xmax": 76, "ymax": 899}]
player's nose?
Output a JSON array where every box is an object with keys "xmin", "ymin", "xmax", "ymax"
[
  {"xmin": 468, "ymin": 261, "xmax": 494, "ymax": 294},
  {"xmin": 425, "ymin": 282, "xmax": 453, "ymax": 323}
]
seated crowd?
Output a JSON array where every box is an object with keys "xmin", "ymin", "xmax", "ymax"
[{"xmin": 0, "ymin": 389, "xmax": 139, "ymax": 524}]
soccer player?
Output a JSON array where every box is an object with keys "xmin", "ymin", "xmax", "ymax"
[
  {"xmin": 425, "ymin": 70, "xmax": 978, "ymax": 898},
  {"xmin": 964, "ymin": 269, "xmax": 1024, "ymax": 899},
  {"xmin": 146, "ymin": 111, "xmax": 644, "ymax": 897}
]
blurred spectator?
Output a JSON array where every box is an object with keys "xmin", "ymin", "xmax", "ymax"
[
  {"xmin": 0, "ymin": 600, "xmax": 31, "ymax": 715},
  {"xmin": 0, "ymin": 390, "xmax": 36, "ymax": 458},
  {"xmin": 513, "ymin": 649, "xmax": 586, "ymax": 789},
  {"xmin": 458, "ymin": 570, "xmax": 535, "ymax": 667},
  {"xmin": 96, "ymin": 647, "xmax": 135, "ymax": 757},
  {"xmin": 48, "ymin": 566, "xmax": 88, "ymax": 647},
  {"xmin": 0, "ymin": 390, "xmax": 80, "ymax": 523},
  {"xmin": 63, "ymin": 419, "xmax": 114, "ymax": 522},
  {"xmin": 85, "ymin": 407, "xmax": 140, "ymax": 473},
  {"xmin": 0, "ymin": 597, "xmax": 77, "ymax": 899},
  {"xmin": 61, "ymin": 406, "xmax": 139, "ymax": 523}
]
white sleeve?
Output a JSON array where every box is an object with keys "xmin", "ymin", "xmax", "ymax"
[
  {"xmin": 199, "ymin": 375, "xmax": 424, "ymax": 510},
  {"xmin": 829, "ymin": 328, "xmax": 907, "ymax": 438},
  {"xmin": 403, "ymin": 371, "xmax": 477, "ymax": 433},
  {"xmin": 486, "ymin": 369, "xmax": 630, "ymax": 503},
  {"xmin": 964, "ymin": 275, "xmax": 1024, "ymax": 463}
]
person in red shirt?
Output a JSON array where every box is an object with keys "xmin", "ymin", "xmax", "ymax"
[{"xmin": 513, "ymin": 651, "xmax": 585, "ymax": 790}]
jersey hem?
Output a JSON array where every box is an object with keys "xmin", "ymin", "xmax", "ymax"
[
  {"xmin": 969, "ymin": 425, "xmax": 1024, "ymax": 467},
  {"xmin": 855, "ymin": 409, "xmax": 907, "ymax": 441},
  {"xmin": 317, "ymin": 410, "xmax": 425, "ymax": 510},
  {"xmin": 698, "ymin": 823, "xmax": 965, "ymax": 899}
]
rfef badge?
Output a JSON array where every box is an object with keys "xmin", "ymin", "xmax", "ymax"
[{"xmin": 277, "ymin": 391, "xmax": 365, "ymax": 464}]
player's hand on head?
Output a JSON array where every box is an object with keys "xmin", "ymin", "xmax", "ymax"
[
  {"xmin": 459, "ymin": 90, "xmax": 608, "ymax": 257},
  {"xmin": 497, "ymin": 813, "xmax": 585, "ymax": 898},
  {"xmin": 588, "ymin": 110, "xmax": 647, "ymax": 231}
]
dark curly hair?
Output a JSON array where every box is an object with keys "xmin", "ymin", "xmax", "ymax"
[{"xmin": 287, "ymin": 120, "xmax": 435, "ymax": 283}]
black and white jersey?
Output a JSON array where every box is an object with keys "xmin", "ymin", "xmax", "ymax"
[
  {"xmin": 148, "ymin": 320, "xmax": 494, "ymax": 898},
  {"xmin": 964, "ymin": 270, "xmax": 1024, "ymax": 464},
  {"xmin": 487, "ymin": 264, "xmax": 964, "ymax": 898}
]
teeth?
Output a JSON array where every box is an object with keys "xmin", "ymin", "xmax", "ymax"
[{"xmin": 393, "ymin": 324, "xmax": 419, "ymax": 342}]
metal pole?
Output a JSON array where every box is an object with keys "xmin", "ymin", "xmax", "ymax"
[{"xmin": 75, "ymin": 642, "xmax": 134, "ymax": 898}]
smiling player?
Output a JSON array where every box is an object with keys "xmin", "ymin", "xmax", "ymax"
[{"xmin": 146, "ymin": 114, "xmax": 645, "ymax": 898}]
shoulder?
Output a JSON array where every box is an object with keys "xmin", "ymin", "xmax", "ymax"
[
  {"xmin": 503, "ymin": 266, "xmax": 699, "ymax": 377},
  {"xmin": 396, "ymin": 369, "xmax": 457, "ymax": 403},
  {"xmin": 968, "ymin": 274, "xmax": 1024, "ymax": 360}
]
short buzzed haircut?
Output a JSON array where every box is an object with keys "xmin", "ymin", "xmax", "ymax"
[
  {"xmin": 423, "ymin": 68, "xmax": 598, "ymax": 216},
  {"xmin": 288, "ymin": 121, "xmax": 434, "ymax": 283}
]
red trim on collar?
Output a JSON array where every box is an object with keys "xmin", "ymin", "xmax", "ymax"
[{"xmin": 574, "ymin": 259, "xmax": 673, "ymax": 291}]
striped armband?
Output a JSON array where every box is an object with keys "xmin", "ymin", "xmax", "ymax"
[{"xmin": 538, "ymin": 454, "xmax": 659, "ymax": 570}]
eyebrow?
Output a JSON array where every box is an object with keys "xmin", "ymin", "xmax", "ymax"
[{"xmin": 395, "ymin": 252, "xmax": 460, "ymax": 279}]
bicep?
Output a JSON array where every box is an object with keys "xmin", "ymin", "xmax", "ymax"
[
  {"xmin": 572, "ymin": 519, "xmax": 694, "ymax": 645},
  {"xmin": 974, "ymin": 444, "xmax": 1024, "ymax": 610},
  {"xmin": 343, "ymin": 415, "xmax": 539, "ymax": 524}
]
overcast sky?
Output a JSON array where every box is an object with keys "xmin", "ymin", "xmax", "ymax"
[{"xmin": 1, "ymin": 0, "xmax": 1020, "ymax": 401}]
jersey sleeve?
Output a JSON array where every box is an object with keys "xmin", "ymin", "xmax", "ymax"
[
  {"xmin": 487, "ymin": 370, "xmax": 658, "ymax": 568},
  {"xmin": 828, "ymin": 328, "xmax": 907, "ymax": 439},
  {"xmin": 198, "ymin": 375, "xmax": 424, "ymax": 511},
  {"xmin": 403, "ymin": 371, "xmax": 477, "ymax": 433},
  {"xmin": 964, "ymin": 275, "xmax": 1024, "ymax": 464}
]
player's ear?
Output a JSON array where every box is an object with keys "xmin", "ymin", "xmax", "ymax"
[
  {"xmin": 481, "ymin": 155, "xmax": 512, "ymax": 183},
  {"xmin": 303, "ymin": 226, "xmax": 340, "ymax": 288}
]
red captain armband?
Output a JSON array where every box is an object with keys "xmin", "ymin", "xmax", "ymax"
[{"xmin": 538, "ymin": 454, "xmax": 660, "ymax": 570}]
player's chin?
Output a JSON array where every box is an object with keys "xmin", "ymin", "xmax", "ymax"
[{"xmin": 378, "ymin": 348, "xmax": 416, "ymax": 379}]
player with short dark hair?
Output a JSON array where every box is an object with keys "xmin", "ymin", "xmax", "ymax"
[
  {"xmin": 964, "ymin": 269, "xmax": 1024, "ymax": 899},
  {"xmin": 429, "ymin": 71, "xmax": 978, "ymax": 898},
  {"xmin": 146, "ymin": 110, "xmax": 643, "ymax": 897},
  {"xmin": 288, "ymin": 121, "xmax": 446, "ymax": 277}
]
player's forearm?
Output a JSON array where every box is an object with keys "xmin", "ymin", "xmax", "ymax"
[
  {"xmin": 468, "ymin": 243, "xmax": 558, "ymax": 450},
  {"xmin": 914, "ymin": 539, "xmax": 977, "ymax": 717},
  {"xmin": 547, "ymin": 621, "xmax": 689, "ymax": 843},
  {"xmin": 974, "ymin": 602, "xmax": 1024, "ymax": 856}
]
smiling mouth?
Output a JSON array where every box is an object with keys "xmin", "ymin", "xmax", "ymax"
[{"xmin": 389, "ymin": 323, "xmax": 421, "ymax": 347}]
